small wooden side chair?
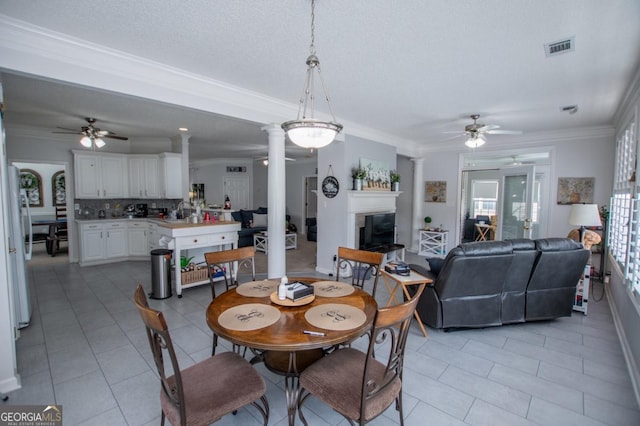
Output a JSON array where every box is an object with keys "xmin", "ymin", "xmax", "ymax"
[
  {"xmin": 336, "ymin": 246, "xmax": 384, "ymax": 297},
  {"xmin": 204, "ymin": 246, "xmax": 256, "ymax": 299}
]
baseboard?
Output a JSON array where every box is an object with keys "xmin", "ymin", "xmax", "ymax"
[
  {"xmin": 0, "ymin": 373, "xmax": 21, "ymax": 393},
  {"xmin": 606, "ymin": 284, "xmax": 640, "ymax": 408}
]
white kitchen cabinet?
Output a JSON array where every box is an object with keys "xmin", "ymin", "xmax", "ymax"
[
  {"xmin": 128, "ymin": 221, "xmax": 149, "ymax": 256},
  {"xmin": 159, "ymin": 153, "xmax": 183, "ymax": 199},
  {"xmin": 148, "ymin": 222, "xmax": 160, "ymax": 252},
  {"xmin": 78, "ymin": 221, "xmax": 128, "ymax": 265},
  {"xmin": 74, "ymin": 152, "xmax": 127, "ymax": 198},
  {"xmin": 129, "ymin": 156, "xmax": 160, "ymax": 198}
]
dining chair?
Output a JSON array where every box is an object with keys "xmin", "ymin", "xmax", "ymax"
[
  {"xmin": 204, "ymin": 246, "xmax": 256, "ymax": 299},
  {"xmin": 297, "ymin": 282, "xmax": 427, "ymax": 426},
  {"xmin": 47, "ymin": 205, "xmax": 68, "ymax": 256},
  {"xmin": 133, "ymin": 285, "xmax": 269, "ymax": 426},
  {"xmin": 204, "ymin": 246, "xmax": 255, "ymax": 355},
  {"xmin": 336, "ymin": 246, "xmax": 384, "ymax": 297}
]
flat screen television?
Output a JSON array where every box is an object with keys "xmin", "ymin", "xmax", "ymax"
[{"xmin": 360, "ymin": 213, "xmax": 395, "ymax": 249}]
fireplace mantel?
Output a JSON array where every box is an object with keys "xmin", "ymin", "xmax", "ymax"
[
  {"xmin": 347, "ymin": 190, "xmax": 402, "ymax": 213},
  {"xmin": 346, "ymin": 190, "xmax": 401, "ymax": 248}
]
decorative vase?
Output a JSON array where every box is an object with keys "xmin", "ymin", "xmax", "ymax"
[
  {"xmin": 353, "ymin": 178, "xmax": 363, "ymax": 191},
  {"xmin": 392, "ymin": 182, "xmax": 400, "ymax": 191}
]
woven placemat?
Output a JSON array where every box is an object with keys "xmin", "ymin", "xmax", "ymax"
[
  {"xmin": 218, "ymin": 303, "xmax": 281, "ymax": 331},
  {"xmin": 235, "ymin": 280, "xmax": 279, "ymax": 297},
  {"xmin": 311, "ymin": 281, "xmax": 355, "ymax": 298},
  {"xmin": 304, "ymin": 303, "xmax": 366, "ymax": 331}
]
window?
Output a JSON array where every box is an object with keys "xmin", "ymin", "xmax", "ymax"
[
  {"xmin": 609, "ymin": 115, "xmax": 640, "ymax": 294},
  {"xmin": 471, "ymin": 180, "xmax": 498, "ymax": 217}
]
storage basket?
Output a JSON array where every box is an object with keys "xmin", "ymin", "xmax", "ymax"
[{"xmin": 181, "ymin": 268, "xmax": 209, "ymax": 285}]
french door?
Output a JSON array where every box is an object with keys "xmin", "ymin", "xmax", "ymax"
[{"xmin": 497, "ymin": 165, "xmax": 539, "ymax": 240}]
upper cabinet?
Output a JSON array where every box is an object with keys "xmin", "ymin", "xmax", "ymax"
[
  {"xmin": 129, "ymin": 156, "xmax": 160, "ymax": 198},
  {"xmin": 159, "ymin": 153, "xmax": 183, "ymax": 199},
  {"xmin": 74, "ymin": 151, "xmax": 183, "ymax": 199},
  {"xmin": 74, "ymin": 152, "xmax": 127, "ymax": 198}
]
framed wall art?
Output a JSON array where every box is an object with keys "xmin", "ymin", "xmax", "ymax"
[
  {"xmin": 52, "ymin": 170, "xmax": 66, "ymax": 206},
  {"xmin": 20, "ymin": 169, "xmax": 43, "ymax": 207},
  {"xmin": 425, "ymin": 181, "xmax": 446, "ymax": 203},
  {"xmin": 557, "ymin": 177, "xmax": 594, "ymax": 204}
]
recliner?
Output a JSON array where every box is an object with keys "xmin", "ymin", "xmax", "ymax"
[
  {"xmin": 525, "ymin": 238, "xmax": 590, "ymax": 321},
  {"xmin": 410, "ymin": 238, "xmax": 589, "ymax": 330},
  {"xmin": 411, "ymin": 241, "xmax": 514, "ymax": 329}
]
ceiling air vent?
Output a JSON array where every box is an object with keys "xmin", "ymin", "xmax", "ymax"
[{"xmin": 544, "ymin": 37, "xmax": 574, "ymax": 57}]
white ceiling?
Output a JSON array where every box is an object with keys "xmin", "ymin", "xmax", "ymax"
[{"xmin": 1, "ymin": 0, "xmax": 639, "ymax": 161}]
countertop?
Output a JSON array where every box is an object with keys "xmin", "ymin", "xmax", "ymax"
[{"xmin": 147, "ymin": 219, "xmax": 241, "ymax": 229}]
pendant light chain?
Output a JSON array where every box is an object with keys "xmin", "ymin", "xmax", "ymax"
[
  {"xmin": 309, "ymin": 0, "xmax": 316, "ymax": 55},
  {"xmin": 281, "ymin": 0, "xmax": 343, "ymax": 149}
]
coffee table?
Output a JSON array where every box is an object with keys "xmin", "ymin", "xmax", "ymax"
[{"xmin": 253, "ymin": 231, "xmax": 297, "ymax": 254}]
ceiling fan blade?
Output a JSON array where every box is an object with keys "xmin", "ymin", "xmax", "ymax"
[
  {"xmin": 486, "ymin": 129, "xmax": 522, "ymax": 135},
  {"xmin": 56, "ymin": 126, "xmax": 82, "ymax": 132},
  {"xmin": 442, "ymin": 131, "xmax": 464, "ymax": 134},
  {"xmin": 478, "ymin": 124, "xmax": 500, "ymax": 132},
  {"xmin": 103, "ymin": 134, "xmax": 129, "ymax": 140},
  {"xmin": 52, "ymin": 131, "xmax": 82, "ymax": 135}
]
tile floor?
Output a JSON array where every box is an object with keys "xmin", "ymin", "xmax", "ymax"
[{"xmin": 4, "ymin": 250, "xmax": 640, "ymax": 425}]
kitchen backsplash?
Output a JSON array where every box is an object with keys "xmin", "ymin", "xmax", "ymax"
[{"xmin": 74, "ymin": 198, "xmax": 182, "ymax": 219}]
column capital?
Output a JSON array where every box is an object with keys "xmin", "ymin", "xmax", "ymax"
[
  {"xmin": 261, "ymin": 123, "xmax": 285, "ymax": 137},
  {"xmin": 410, "ymin": 157, "xmax": 424, "ymax": 165}
]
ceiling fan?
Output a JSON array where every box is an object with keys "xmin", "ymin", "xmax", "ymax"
[
  {"xmin": 254, "ymin": 156, "xmax": 296, "ymax": 166},
  {"xmin": 53, "ymin": 117, "xmax": 129, "ymax": 148},
  {"xmin": 448, "ymin": 114, "xmax": 522, "ymax": 148}
]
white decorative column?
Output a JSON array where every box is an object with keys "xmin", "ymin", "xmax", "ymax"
[
  {"xmin": 410, "ymin": 158, "xmax": 424, "ymax": 252},
  {"xmin": 171, "ymin": 133, "xmax": 191, "ymax": 201},
  {"xmin": 262, "ymin": 124, "xmax": 286, "ymax": 278}
]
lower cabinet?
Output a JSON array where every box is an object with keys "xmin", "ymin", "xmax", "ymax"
[
  {"xmin": 128, "ymin": 221, "xmax": 149, "ymax": 257},
  {"xmin": 78, "ymin": 221, "xmax": 129, "ymax": 265}
]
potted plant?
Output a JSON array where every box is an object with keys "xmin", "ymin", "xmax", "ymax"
[
  {"xmin": 352, "ymin": 166, "xmax": 367, "ymax": 190},
  {"xmin": 390, "ymin": 171, "xmax": 400, "ymax": 191},
  {"xmin": 424, "ymin": 216, "xmax": 432, "ymax": 230}
]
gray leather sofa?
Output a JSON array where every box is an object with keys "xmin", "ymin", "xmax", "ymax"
[{"xmin": 409, "ymin": 238, "xmax": 589, "ymax": 330}]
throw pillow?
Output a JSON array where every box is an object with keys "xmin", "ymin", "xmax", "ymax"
[
  {"xmin": 231, "ymin": 211, "xmax": 242, "ymax": 223},
  {"xmin": 253, "ymin": 213, "xmax": 267, "ymax": 227},
  {"xmin": 426, "ymin": 257, "xmax": 444, "ymax": 276},
  {"xmin": 240, "ymin": 210, "xmax": 254, "ymax": 229}
]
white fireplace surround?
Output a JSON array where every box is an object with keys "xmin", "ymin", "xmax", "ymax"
[{"xmin": 347, "ymin": 190, "xmax": 401, "ymax": 249}]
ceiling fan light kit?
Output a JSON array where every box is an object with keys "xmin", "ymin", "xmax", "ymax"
[
  {"xmin": 459, "ymin": 114, "xmax": 521, "ymax": 148},
  {"xmin": 281, "ymin": 0, "xmax": 342, "ymax": 149},
  {"xmin": 53, "ymin": 117, "xmax": 128, "ymax": 149}
]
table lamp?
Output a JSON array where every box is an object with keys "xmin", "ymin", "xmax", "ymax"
[{"xmin": 568, "ymin": 203, "xmax": 602, "ymax": 245}]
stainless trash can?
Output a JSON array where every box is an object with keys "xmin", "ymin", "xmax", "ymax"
[{"xmin": 150, "ymin": 249, "xmax": 172, "ymax": 299}]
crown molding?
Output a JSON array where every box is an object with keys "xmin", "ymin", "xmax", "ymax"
[{"xmin": 0, "ymin": 14, "xmax": 413, "ymax": 154}]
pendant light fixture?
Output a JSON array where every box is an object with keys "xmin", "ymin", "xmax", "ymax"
[{"xmin": 281, "ymin": 0, "xmax": 343, "ymax": 149}]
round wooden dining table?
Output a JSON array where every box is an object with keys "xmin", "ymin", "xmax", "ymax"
[{"xmin": 206, "ymin": 277, "xmax": 377, "ymax": 425}]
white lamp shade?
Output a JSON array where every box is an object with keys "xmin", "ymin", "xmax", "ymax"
[
  {"xmin": 568, "ymin": 204, "xmax": 602, "ymax": 227},
  {"xmin": 94, "ymin": 138, "xmax": 106, "ymax": 148},
  {"xmin": 80, "ymin": 136, "xmax": 92, "ymax": 147},
  {"xmin": 465, "ymin": 135, "xmax": 486, "ymax": 148},
  {"xmin": 282, "ymin": 119, "xmax": 342, "ymax": 149}
]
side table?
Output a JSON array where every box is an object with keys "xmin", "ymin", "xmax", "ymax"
[
  {"xmin": 418, "ymin": 230, "xmax": 448, "ymax": 257},
  {"xmin": 380, "ymin": 269, "xmax": 432, "ymax": 337},
  {"xmin": 254, "ymin": 231, "xmax": 297, "ymax": 254}
]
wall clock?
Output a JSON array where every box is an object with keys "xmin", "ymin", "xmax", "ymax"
[{"xmin": 322, "ymin": 176, "xmax": 339, "ymax": 198}]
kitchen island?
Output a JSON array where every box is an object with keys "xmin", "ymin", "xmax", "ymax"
[{"xmin": 151, "ymin": 219, "xmax": 241, "ymax": 296}]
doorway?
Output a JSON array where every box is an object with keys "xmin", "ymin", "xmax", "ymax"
[
  {"xmin": 459, "ymin": 150, "xmax": 551, "ymax": 243},
  {"xmin": 223, "ymin": 176, "xmax": 250, "ymax": 210},
  {"xmin": 304, "ymin": 176, "xmax": 317, "ymax": 236},
  {"xmin": 12, "ymin": 161, "xmax": 70, "ymax": 263}
]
